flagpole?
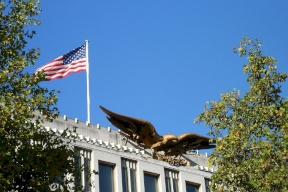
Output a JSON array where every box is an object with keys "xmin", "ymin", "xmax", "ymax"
[{"xmin": 85, "ymin": 40, "xmax": 90, "ymax": 124}]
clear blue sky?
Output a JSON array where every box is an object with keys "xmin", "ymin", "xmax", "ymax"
[{"xmin": 29, "ymin": 1, "xmax": 288, "ymax": 153}]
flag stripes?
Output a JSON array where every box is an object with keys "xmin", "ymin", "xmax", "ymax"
[{"xmin": 35, "ymin": 44, "xmax": 86, "ymax": 81}]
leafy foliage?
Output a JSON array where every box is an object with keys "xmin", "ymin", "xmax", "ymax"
[
  {"xmin": 0, "ymin": 1, "xmax": 91, "ymax": 191},
  {"xmin": 195, "ymin": 37, "xmax": 288, "ymax": 191}
]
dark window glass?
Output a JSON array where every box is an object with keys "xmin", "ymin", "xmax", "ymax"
[
  {"xmin": 122, "ymin": 159, "xmax": 137, "ymax": 192},
  {"xmin": 205, "ymin": 179, "xmax": 211, "ymax": 192},
  {"xmin": 165, "ymin": 177, "xmax": 171, "ymax": 192},
  {"xmin": 144, "ymin": 173, "xmax": 158, "ymax": 192},
  {"xmin": 130, "ymin": 169, "xmax": 137, "ymax": 192},
  {"xmin": 84, "ymin": 158, "xmax": 90, "ymax": 191},
  {"xmin": 186, "ymin": 183, "xmax": 199, "ymax": 192},
  {"xmin": 99, "ymin": 163, "xmax": 114, "ymax": 192},
  {"xmin": 173, "ymin": 178, "xmax": 179, "ymax": 192},
  {"xmin": 122, "ymin": 167, "xmax": 128, "ymax": 192},
  {"xmin": 74, "ymin": 151, "xmax": 81, "ymax": 188},
  {"xmin": 74, "ymin": 148, "xmax": 91, "ymax": 192},
  {"xmin": 165, "ymin": 169, "xmax": 179, "ymax": 192}
]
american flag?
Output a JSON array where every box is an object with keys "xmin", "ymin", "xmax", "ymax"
[{"xmin": 35, "ymin": 44, "xmax": 87, "ymax": 80}]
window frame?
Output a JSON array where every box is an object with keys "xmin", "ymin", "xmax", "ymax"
[
  {"xmin": 164, "ymin": 169, "xmax": 179, "ymax": 192},
  {"xmin": 121, "ymin": 158, "xmax": 137, "ymax": 192},
  {"xmin": 205, "ymin": 178, "xmax": 211, "ymax": 192},
  {"xmin": 144, "ymin": 171, "xmax": 159, "ymax": 192},
  {"xmin": 98, "ymin": 161, "xmax": 115, "ymax": 192},
  {"xmin": 185, "ymin": 181, "xmax": 200, "ymax": 192},
  {"xmin": 74, "ymin": 147, "xmax": 92, "ymax": 192}
]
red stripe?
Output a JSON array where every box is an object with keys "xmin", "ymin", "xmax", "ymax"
[
  {"xmin": 44, "ymin": 59, "xmax": 87, "ymax": 80},
  {"xmin": 39, "ymin": 63, "xmax": 65, "ymax": 72},
  {"xmin": 46, "ymin": 68, "xmax": 86, "ymax": 80},
  {"xmin": 43, "ymin": 60, "xmax": 86, "ymax": 73},
  {"xmin": 45, "ymin": 65, "xmax": 86, "ymax": 77},
  {"xmin": 35, "ymin": 56, "xmax": 64, "ymax": 72},
  {"xmin": 44, "ymin": 61, "xmax": 86, "ymax": 75},
  {"xmin": 36, "ymin": 55, "xmax": 87, "ymax": 80}
]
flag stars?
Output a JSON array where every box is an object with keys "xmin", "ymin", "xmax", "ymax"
[
  {"xmin": 35, "ymin": 43, "xmax": 87, "ymax": 80},
  {"xmin": 63, "ymin": 45, "xmax": 86, "ymax": 65}
]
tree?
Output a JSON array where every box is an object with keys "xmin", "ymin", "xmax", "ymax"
[
  {"xmin": 195, "ymin": 37, "xmax": 288, "ymax": 191},
  {"xmin": 0, "ymin": 1, "xmax": 86, "ymax": 191}
]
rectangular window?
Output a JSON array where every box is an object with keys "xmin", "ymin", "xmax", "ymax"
[
  {"xmin": 165, "ymin": 169, "xmax": 179, "ymax": 192},
  {"xmin": 144, "ymin": 172, "xmax": 159, "ymax": 192},
  {"xmin": 74, "ymin": 148, "xmax": 92, "ymax": 192},
  {"xmin": 186, "ymin": 182, "xmax": 199, "ymax": 192},
  {"xmin": 122, "ymin": 159, "xmax": 137, "ymax": 192},
  {"xmin": 99, "ymin": 162, "xmax": 115, "ymax": 192},
  {"xmin": 205, "ymin": 178, "xmax": 211, "ymax": 192}
]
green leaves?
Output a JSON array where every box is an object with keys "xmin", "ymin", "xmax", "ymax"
[
  {"xmin": 0, "ymin": 1, "xmax": 86, "ymax": 191},
  {"xmin": 196, "ymin": 37, "xmax": 288, "ymax": 191}
]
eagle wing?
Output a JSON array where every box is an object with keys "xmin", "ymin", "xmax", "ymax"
[
  {"xmin": 99, "ymin": 106, "xmax": 162, "ymax": 148},
  {"xmin": 163, "ymin": 132, "xmax": 216, "ymax": 156}
]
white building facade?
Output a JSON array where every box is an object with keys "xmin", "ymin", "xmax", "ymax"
[{"xmin": 44, "ymin": 114, "xmax": 215, "ymax": 192}]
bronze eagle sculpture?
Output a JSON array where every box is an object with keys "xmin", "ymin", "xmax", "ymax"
[{"xmin": 100, "ymin": 106, "xmax": 216, "ymax": 157}]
